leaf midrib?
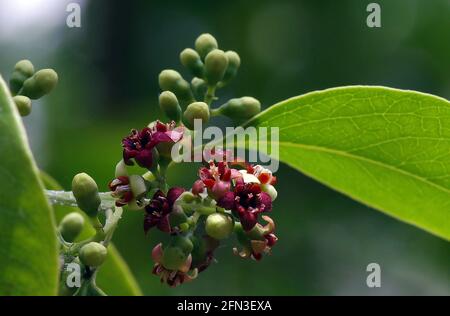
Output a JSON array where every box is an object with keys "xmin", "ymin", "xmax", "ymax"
[{"xmin": 278, "ymin": 140, "xmax": 450, "ymax": 195}]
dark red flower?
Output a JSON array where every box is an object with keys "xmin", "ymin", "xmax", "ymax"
[
  {"xmin": 122, "ymin": 121, "xmax": 183, "ymax": 169},
  {"xmin": 144, "ymin": 187, "xmax": 185, "ymax": 233},
  {"xmin": 108, "ymin": 176, "xmax": 133, "ymax": 207},
  {"xmin": 218, "ymin": 183, "xmax": 272, "ymax": 231},
  {"xmin": 198, "ymin": 161, "xmax": 242, "ymax": 199}
]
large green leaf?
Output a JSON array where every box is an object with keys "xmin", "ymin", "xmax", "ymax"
[
  {"xmin": 40, "ymin": 171, "xmax": 142, "ymax": 296},
  {"xmin": 245, "ymin": 86, "xmax": 450, "ymax": 241},
  {"xmin": 0, "ymin": 76, "xmax": 58, "ymax": 295}
]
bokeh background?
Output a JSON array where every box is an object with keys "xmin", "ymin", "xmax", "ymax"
[{"xmin": 0, "ymin": 0, "xmax": 449, "ymax": 295}]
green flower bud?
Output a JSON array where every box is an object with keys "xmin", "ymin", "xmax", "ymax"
[
  {"xmin": 159, "ymin": 91, "xmax": 181, "ymax": 122},
  {"xmin": 13, "ymin": 95, "xmax": 32, "ymax": 116},
  {"xmin": 220, "ymin": 51, "xmax": 241, "ymax": 86},
  {"xmin": 191, "ymin": 77, "xmax": 207, "ymax": 100},
  {"xmin": 180, "ymin": 48, "xmax": 204, "ymax": 78},
  {"xmin": 158, "ymin": 69, "xmax": 194, "ymax": 106},
  {"xmin": 161, "ymin": 236, "xmax": 193, "ymax": 270},
  {"xmin": 72, "ymin": 173, "xmax": 101, "ymax": 218},
  {"xmin": 59, "ymin": 212, "xmax": 85, "ymax": 242},
  {"xmin": 219, "ymin": 96, "xmax": 261, "ymax": 120},
  {"xmin": 169, "ymin": 206, "xmax": 189, "ymax": 228},
  {"xmin": 21, "ymin": 69, "xmax": 58, "ymax": 99},
  {"xmin": 204, "ymin": 49, "xmax": 228, "ymax": 85},
  {"xmin": 79, "ymin": 242, "xmax": 107, "ymax": 267},
  {"xmin": 183, "ymin": 101, "xmax": 210, "ymax": 129},
  {"xmin": 195, "ymin": 33, "xmax": 218, "ymax": 60},
  {"xmin": 161, "ymin": 246, "xmax": 188, "ymax": 270},
  {"xmin": 129, "ymin": 174, "xmax": 147, "ymax": 199},
  {"xmin": 114, "ymin": 159, "xmax": 128, "ymax": 178},
  {"xmin": 205, "ymin": 213, "xmax": 234, "ymax": 240},
  {"xmin": 171, "ymin": 235, "xmax": 194, "ymax": 254},
  {"xmin": 9, "ymin": 60, "xmax": 34, "ymax": 95}
]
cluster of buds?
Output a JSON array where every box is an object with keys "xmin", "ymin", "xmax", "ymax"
[
  {"xmin": 54, "ymin": 34, "xmax": 278, "ymax": 290},
  {"xmin": 102, "ymin": 34, "xmax": 279, "ymax": 287},
  {"xmin": 158, "ymin": 33, "xmax": 261, "ymax": 129},
  {"xmin": 8, "ymin": 59, "xmax": 58, "ymax": 116}
]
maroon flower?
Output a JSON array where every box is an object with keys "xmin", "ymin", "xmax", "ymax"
[
  {"xmin": 218, "ymin": 183, "xmax": 272, "ymax": 231},
  {"xmin": 108, "ymin": 176, "xmax": 133, "ymax": 207},
  {"xmin": 144, "ymin": 187, "xmax": 185, "ymax": 233},
  {"xmin": 122, "ymin": 121, "xmax": 183, "ymax": 169}
]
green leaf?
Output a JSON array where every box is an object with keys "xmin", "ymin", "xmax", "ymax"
[
  {"xmin": 40, "ymin": 171, "xmax": 142, "ymax": 296},
  {"xmin": 0, "ymin": 75, "xmax": 58, "ymax": 295},
  {"xmin": 245, "ymin": 86, "xmax": 450, "ymax": 241}
]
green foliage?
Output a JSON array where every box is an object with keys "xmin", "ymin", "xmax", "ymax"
[
  {"xmin": 0, "ymin": 76, "xmax": 59, "ymax": 295},
  {"xmin": 245, "ymin": 86, "xmax": 450, "ymax": 241}
]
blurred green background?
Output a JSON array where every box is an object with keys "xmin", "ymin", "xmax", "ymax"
[{"xmin": 0, "ymin": 0, "xmax": 449, "ymax": 295}]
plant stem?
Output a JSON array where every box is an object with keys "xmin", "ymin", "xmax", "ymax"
[
  {"xmin": 204, "ymin": 85, "xmax": 216, "ymax": 106},
  {"xmin": 45, "ymin": 190, "xmax": 115, "ymax": 211}
]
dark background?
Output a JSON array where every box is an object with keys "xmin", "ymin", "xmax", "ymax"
[{"xmin": 0, "ymin": 0, "xmax": 449, "ymax": 295}]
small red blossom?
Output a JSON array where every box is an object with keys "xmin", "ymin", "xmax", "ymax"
[
  {"xmin": 144, "ymin": 187, "xmax": 185, "ymax": 233},
  {"xmin": 122, "ymin": 121, "xmax": 183, "ymax": 169},
  {"xmin": 108, "ymin": 176, "xmax": 133, "ymax": 207},
  {"xmin": 218, "ymin": 183, "xmax": 272, "ymax": 231}
]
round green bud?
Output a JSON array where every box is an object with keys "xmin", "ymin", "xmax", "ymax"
[
  {"xmin": 180, "ymin": 48, "xmax": 204, "ymax": 78},
  {"xmin": 195, "ymin": 33, "xmax": 218, "ymax": 60},
  {"xmin": 59, "ymin": 212, "xmax": 85, "ymax": 242},
  {"xmin": 159, "ymin": 91, "xmax": 181, "ymax": 122},
  {"xmin": 183, "ymin": 101, "xmax": 210, "ymax": 129},
  {"xmin": 169, "ymin": 206, "xmax": 189, "ymax": 228},
  {"xmin": 221, "ymin": 51, "xmax": 241, "ymax": 85},
  {"xmin": 191, "ymin": 77, "xmax": 207, "ymax": 100},
  {"xmin": 13, "ymin": 95, "xmax": 32, "ymax": 116},
  {"xmin": 219, "ymin": 96, "xmax": 261, "ymax": 120},
  {"xmin": 21, "ymin": 69, "xmax": 58, "ymax": 99},
  {"xmin": 158, "ymin": 69, "xmax": 194, "ymax": 106},
  {"xmin": 171, "ymin": 235, "xmax": 194, "ymax": 254},
  {"xmin": 161, "ymin": 246, "xmax": 188, "ymax": 270},
  {"xmin": 204, "ymin": 49, "xmax": 228, "ymax": 85},
  {"xmin": 9, "ymin": 60, "xmax": 35, "ymax": 95},
  {"xmin": 205, "ymin": 213, "xmax": 234, "ymax": 240},
  {"xmin": 79, "ymin": 242, "xmax": 107, "ymax": 267},
  {"xmin": 72, "ymin": 173, "xmax": 101, "ymax": 218}
]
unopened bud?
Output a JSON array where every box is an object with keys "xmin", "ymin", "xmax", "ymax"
[
  {"xmin": 79, "ymin": 242, "xmax": 107, "ymax": 267},
  {"xmin": 72, "ymin": 173, "xmax": 101, "ymax": 218},
  {"xmin": 114, "ymin": 160, "xmax": 128, "ymax": 178},
  {"xmin": 195, "ymin": 33, "xmax": 218, "ymax": 60},
  {"xmin": 162, "ymin": 236, "xmax": 193, "ymax": 270},
  {"xmin": 59, "ymin": 212, "xmax": 85, "ymax": 242},
  {"xmin": 191, "ymin": 77, "xmax": 207, "ymax": 100},
  {"xmin": 183, "ymin": 102, "xmax": 210, "ymax": 129},
  {"xmin": 205, "ymin": 213, "xmax": 234, "ymax": 240},
  {"xmin": 158, "ymin": 69, "xmax": 194, "ymax": 106},
  {"xmin": 204, "ymin": 49, "xmax": 228, "ymax": 85},
  {"xmin": 13, "ymin": 95, "xmax": 32, "ymax": 116},
  {"xmin": 21, "ymin": 69, "xmax": 58, "ymax": 99},
  {"xmin": 159, "ymin": 91, "xmax": 181, "ymax": 122},
  {"xmin": 180, "ymin": 48, "xmax": 204, "ymax": 78},
  {"xmin": 129, "ymin": 174, "xmax": 147, "ymax": 199},
  {"xmin": 219, "ymin": 96, "xmax": 261, "ymax": 120},
  {"xmin": 220, "ymin": 51, "xmax": 241, "ymax": 85},
  {"xmin": 9, "ymin": 60, "xmax": 34, "ymax": 95}
]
